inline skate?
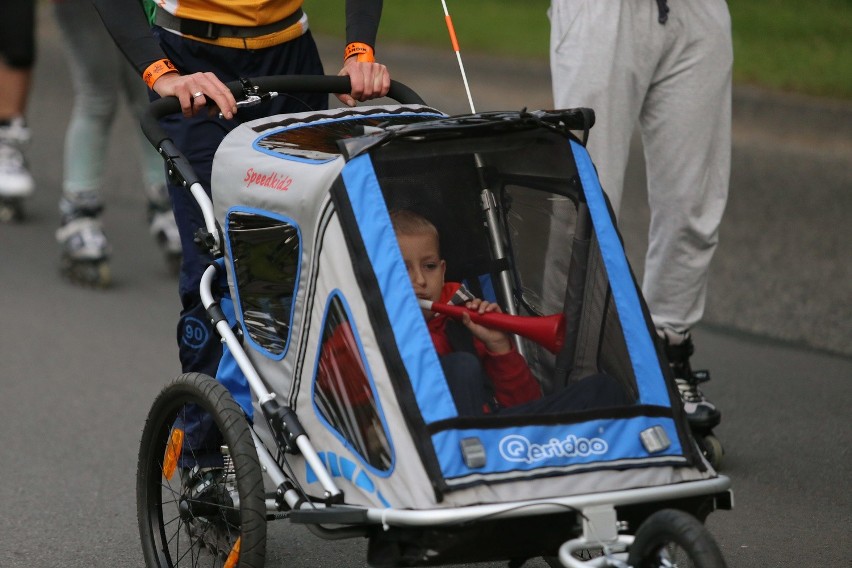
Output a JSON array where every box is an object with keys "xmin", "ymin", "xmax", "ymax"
[
  {"xmin": 56, "ymin": 193, "xmax": 111, "ymax": 287},
  {"xmin": 660, "ymin": 329, "xmax": 724, "ymax": 469},
  {"xmin": 147, "ymin": 184, "xmax": 182, "ymax": 276},
  {"xmin": 0, "ymin": 117, "xmax": 35, "ymax": 222}
]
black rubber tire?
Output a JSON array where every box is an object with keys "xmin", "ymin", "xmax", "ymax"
[
  {"xmin": 701, "ymin": 435, "xmax": 724, "ymax": 470},
  {"xmin": 628, "ymin": 509, "xmax": 726, "ymax": 568},
  {"xmin": 137, "ymin": 373, "xmax": 267, "ymax": 568}
]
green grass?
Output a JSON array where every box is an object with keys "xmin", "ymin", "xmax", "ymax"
[
  {"xmin": 307, "ymin": 0, "xmax": 851, "ymax": 99},
  {"xmin": 729, "ymin": 1, "xmax": 852, "ymax": 98},
  {"xmin": 308, "ymin": 1, "xmax": 551, "ymax": 58}
]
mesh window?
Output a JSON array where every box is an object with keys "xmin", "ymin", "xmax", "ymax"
[
  {"xmin": 314, "ymin": 296, "xmax": 392, "ymax": 471},
  {"xmin": 369, "ymin": 121, "xmax": 641, "ymax": 405},
  {"xmin": 227, "ymin": 211, "xmax": 300, "ymax": 356},
  {"xmin": 565, "ymin": 233, "xmax": 638, "ymax": 396},
  {"xmin": 371, "ymin": 128, "xmax": 586, "ymax": 389},
  {"xmin": 504, "ymin": 185, "xmax": 579, "ymax": 390}
]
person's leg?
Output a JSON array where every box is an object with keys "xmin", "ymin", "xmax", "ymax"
[
  {"xmin": 154, "ymin": 29, "xmax": 326, "ymax": 376},
  {"xmin": 54, "ymin": 0, "xmax": 121, "ymax": 201},
  {"xmin": 119, "ymin": 42, "xmax": 182, "ymax": 269},
  {"xmin": 498, "ymin": 373, "xmax": 631, "ymax": 415},
  {"xmin": 0, "ymin": 66, "xmax": 31, "ymax": 120},
  {"xmin": 439, "ymin": 352, "xmax": 494, "ymax": 417},
  {"xmin": 549, "ymin": 0, "xmax": 657, "ymax": 214},
  {"xmin": 640, "ymin": 0, "xmax": 732, "ymax": 333},
  {"xmin": 638, "ymin": 0, "xmax": 732, "ymax": 427},
  {"xmin": 0, "ymin": 0, "xmax": 34, "ymax": 118},
  {"xmin": 151, "ymin": 30, "xmax": 327, "ymax": 463},
  {"xmin": 0, "ymin": 0, "xmax": 36, "ymax": 200},
  {"xmin": 543, "ymin": 0, "xmax": 657, "ymax": 318},
  {"xmin": 120, "ymin": 62, "xmax": 169, "ymax": 192},
  {"xmin": 53, "ymin": 0, "xmax": 122, "ymax": 280}
]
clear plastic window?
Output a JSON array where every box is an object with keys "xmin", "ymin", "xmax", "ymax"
[
  {"xmin": 227, "ymin": 211, "xmax": 300, "ymax": 356},
  {"xmin": 314, "ymin": 295, "xmax": 392, "ymax": 471}
]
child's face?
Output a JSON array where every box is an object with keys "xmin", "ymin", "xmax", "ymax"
[{"xmin": 397, "ymin": 231, "xmax": 446, "ymax": 318}]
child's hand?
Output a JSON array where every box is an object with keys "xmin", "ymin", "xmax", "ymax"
[{"xmin": 461, "ymin": 299, "xmax": 513, "ymax": 354}]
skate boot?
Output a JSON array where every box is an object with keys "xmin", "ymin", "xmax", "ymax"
[
  {"xmin": 147, "ymin": 185, "xmax": 182, "ymax": 275},
  {"xmin": 0, "ymin": 117, "xmax": 35, "ymax": 222},
  {"xmin": 659, "ymin": 328, "xmax": 724, "ymax": 468},
  {"xmin": 56, "ymin": 193, "xmax": 112, "ymax": 288}
]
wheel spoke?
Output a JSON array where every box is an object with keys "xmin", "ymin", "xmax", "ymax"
[{"xmin": 138, "ymin": 375, "xmax": 266, "ymax": 568}]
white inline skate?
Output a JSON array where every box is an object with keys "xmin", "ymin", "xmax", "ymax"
[
  {"xmin": 0, "ymin": 117, "xmax": 35, "ymax": 222},
  {"xmin": 56, "ymin": 193, "xmax": 112, "ymax": 287},
  {"xmin": 147, "ymin": 185, "xmax": 182, "ymax": 276}
]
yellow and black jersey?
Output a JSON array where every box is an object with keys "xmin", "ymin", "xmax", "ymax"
[{"xmin": 92, "ymin": 0, "xmax": 381, "ymax": 75}]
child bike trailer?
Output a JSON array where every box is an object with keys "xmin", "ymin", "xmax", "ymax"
[{"xmin": 137, "ymin": 76, "xmax": 732, "ymax": 568}]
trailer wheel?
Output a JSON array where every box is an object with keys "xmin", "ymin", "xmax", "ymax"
[
  {"xmin": 137, "ymin": 373, "xmax": 267, "ymax": 568},
  {"xmin": 628, "ymin": 509, "xmax": 726, "ymax": 568}
]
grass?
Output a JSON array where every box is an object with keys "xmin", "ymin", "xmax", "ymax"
[
  {"xmin": 729, "ymin": 1, "xmax": 851, "ymax": 98},
  {"xmin": 307, "ymin": 0, "xmax": 852, "ymax": 99}
]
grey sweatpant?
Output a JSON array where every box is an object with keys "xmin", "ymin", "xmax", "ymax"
[
  {"xmin": 547, "ymin": 0, "xmax": 732, "ymax": 332},
  {"xmin": 54, "ymin": 0, "xmax": 165, "ymax": 200}
]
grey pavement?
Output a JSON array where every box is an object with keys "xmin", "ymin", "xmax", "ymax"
[{"xmin": 324, "ymin": 38, "xmax": 852, "ymax": 357}]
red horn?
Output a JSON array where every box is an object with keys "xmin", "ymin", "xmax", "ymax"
[{"xmin": 421, "ymin": 300, "xmax": 565, "ymax": 354}]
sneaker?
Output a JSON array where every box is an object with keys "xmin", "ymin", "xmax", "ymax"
[
  {"xmin": 0, "ymin": 118, "xmax": 34, "ymax": 198},
  {"xmin": 658, "ymin": 329, "xmax": 721, "ymax": 430}
]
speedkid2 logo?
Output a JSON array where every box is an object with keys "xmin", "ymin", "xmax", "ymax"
[
  {"xmin": 243, "ymin": 168, "xmax": 293, "ymax": 192},
  {"xmin": 499, "ymin": 434, "xmax": 608, "ymax": 464}
]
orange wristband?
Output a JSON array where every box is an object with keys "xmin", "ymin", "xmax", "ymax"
[
  {"xmin": 344, "ymin": 42, "xmax": 375, "ymax": 63},
  {"xmin": 142, "ymin": 59, "xmax": 178, "ymax": 89}
]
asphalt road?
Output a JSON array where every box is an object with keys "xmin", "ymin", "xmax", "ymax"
[{"xmin": 0, "ymin": 7, "xmax": 849, "ymax": 568}]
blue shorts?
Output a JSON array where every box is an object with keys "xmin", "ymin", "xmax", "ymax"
[{"xmin": 0, "ymin": 0, "xmax": 36, "ymax": 68}]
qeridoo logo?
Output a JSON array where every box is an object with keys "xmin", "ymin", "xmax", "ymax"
[
  {"xmin": 498, "ymin": 434, "xmax": 608, "ymax": 464},
  {"xmin": 243, "ymin": 168, "xmax": 293, "ymax": 191}
]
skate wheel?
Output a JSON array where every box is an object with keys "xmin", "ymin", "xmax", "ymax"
[
  {"xmin": 94, "ymin": 262, "xmax": 112, "ymax": 288},
  {"xmin": 701, "ymin": 434, "xmax": 724, "ymax": 470},
  {"xmin": 0, "ymin": 198, "xmax": 24, "ymax": 223},
  {"xmin": 61, "ymin": 258, "xmax": 112, "ymax": 288}
]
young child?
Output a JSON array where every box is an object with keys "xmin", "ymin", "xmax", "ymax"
[
  {"xmin": 390, "ymin": 209, "xmax": 541, "ymax": 415},
  {"xmin": 391, "ymin": 209, "xmax": 632, "ymax": 417}
]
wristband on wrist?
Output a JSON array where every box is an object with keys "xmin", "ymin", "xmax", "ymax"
[
  {"xmin": 344, "ymin": 42, "xmax": 375, "ymax": 63},
  {"xmin": 142, "ymin": 59, "xmax": 178, "ymax": 89}
]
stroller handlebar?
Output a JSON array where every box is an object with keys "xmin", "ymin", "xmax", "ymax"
[{"xmin": 141, "ymin": 75, "xmax": 425, "ymax": 154}]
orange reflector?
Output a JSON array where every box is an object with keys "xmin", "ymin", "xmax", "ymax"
[
  {"xmin": 224, "ymin": 536, "xmax": 241, "ymax": 568},
  {"xmin": 162, "ymin": 428, "xmax": 184, "ymax": 480}
]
